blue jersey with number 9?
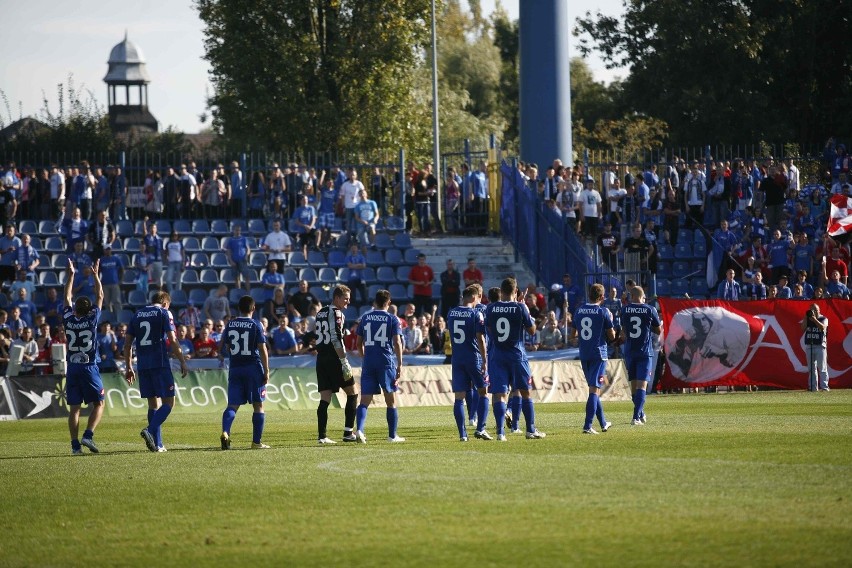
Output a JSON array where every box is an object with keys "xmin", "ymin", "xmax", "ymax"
[
  {"xmin": 356, "ymin": 310, "xmax": 400, "ymax": 369},
  {"xmin": 484, "ymin": 301, "xmax": 533, "ymax": 360},
  {"xmin": 222, "ymin": 317, "xmax": 266, "ymax": 367},
  {"xmin": 128, "ymin": 305, "xmax": 174, "ymax": 370}
]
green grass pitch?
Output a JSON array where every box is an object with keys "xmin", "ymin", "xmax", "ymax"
[{"xmin": 1, "ymin": 391, "xmax": 850, "ymax": 567}]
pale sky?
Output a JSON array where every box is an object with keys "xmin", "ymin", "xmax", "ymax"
[{"xmin": 0, "ymin": 0, "xmax": 623, "ymax": 134}]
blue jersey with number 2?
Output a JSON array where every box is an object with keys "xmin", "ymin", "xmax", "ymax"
[{"xmin": 128, "ymin": 305, "xmax": 174, "ymax": 370}]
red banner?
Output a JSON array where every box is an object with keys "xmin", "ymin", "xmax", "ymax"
[{"xmin": 657, "ymin": 299, "xmax": 852, "ymax": 389}]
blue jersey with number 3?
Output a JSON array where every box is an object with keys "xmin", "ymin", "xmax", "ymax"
[
  {"xmin": 356, "ymin": 310, "xmax": 400, "ymax": 369},
  {"xmin": 128, "ymin": 305, "xmax": 174, "ymax": 370},
  {"xmin": 447, "ymin": 305, "xmax": 485, "ymax": 366},
  {"xmin": 63, "ymin": 305, "xmax": 101, "ymax": 366},
  {"xmin": 573, "ymin": 303, "xmax": 613, "ymax": 361},
  {"xmin": 222, "ymin": 317, "xmax": 266, "ymax": 367},
  {"xmin": 484, "ymin": 301, "xmax": 533, "ymax": 360},
  {"xmin": 621, "ymin": 303, "xmax": 661, "ymax": 358}
]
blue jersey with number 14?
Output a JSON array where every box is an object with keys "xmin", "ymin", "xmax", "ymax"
[
  {"xmin": 128, "ymin": 305, "xmax": 174, "ymax": 370},
  {"xmin": 621, "ymin": 303, "xmax": 661, "ymax": 358},
  {"xmin": 222, "ymin": 317, "xmax": 266, "ymax": 367},
  {"xmin": 357, "ymin": 310, "xmax": 400, "ymax": 369},
  {"xmin": 573, "ymin": 303, "xmax": 613, "ymax": 361}
]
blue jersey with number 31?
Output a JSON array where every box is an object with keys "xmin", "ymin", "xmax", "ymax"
[
  {"xmin": 222, "ymin": 317, "xmax": 266, "ymax": 367},
  {"xmin": 573, "ymin": 303, "xmax": 613, "ymax": 361},
  {"xmin": 356, "ymin": 310, "xmax": 400, "ymax": 369},
  {"xmin": 128, "ymin": 305, "xmax": 174, "ymax": 370},
  {"xmin": 621, "ymin": 303, "xmax": 661, "ymax": 358}
]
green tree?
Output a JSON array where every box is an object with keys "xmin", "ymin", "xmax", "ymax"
[
  {"xmin": 197, "ymin": 0, "xmax": 434, "ymax": 154},
  {"xmin": 575, "ymin": 0, "xmax": 852, "ymax": 146}
]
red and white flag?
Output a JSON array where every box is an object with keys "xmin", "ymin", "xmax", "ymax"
[{"xmin": 827, "ymin": 194, "xmax": 852, "ymax": 239}]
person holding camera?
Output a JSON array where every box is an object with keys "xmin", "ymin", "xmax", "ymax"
[{"xmin": 801, "ymin": 303, "xmax": 829, "ymax": 391}]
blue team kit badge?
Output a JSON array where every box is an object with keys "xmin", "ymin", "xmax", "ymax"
[
  {"xmin": 258, "ymin": 387, "xmax": 267, "ymax": 400},
  {"xmin": 69, "ymin": 352, "xmax": 90, "ymax": 364}
]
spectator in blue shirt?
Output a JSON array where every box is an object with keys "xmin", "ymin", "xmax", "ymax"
[
  {"xmin": 261, "ymin": 259, "xmax": 285, "ymax": 306},
  {"xmin": 225, "ymin": 225, "xmax": 252, "ymax": 292},
  {"xmin": 15, "ymin": 233, "xmax": 39, "ymax": 280},
  {"xmin": 344, "ymin": 243, "xmax": 369, "ymax": 306},
  {"xmin": 767, "ymin": 229, "xmax": 792, "ymax": 285},
  {"xmin": 98, "ymin": 246, "xmax": 124, "ymax": 316},
  {"xmin": 271, "ymin": 316, "xmax": 300, "ymax": 355},
  {"xmin": 776, "ymin": 275, "xmax": 792, "ymax": 298},
  {"xmin": 293, "ymin": 194, "xmax": 319, "ymax": 256},
  {"xmin": 0, "ymin": 225, "xmax": 21, "ymax": 268},
  {"xmin": 354, "ymin": 188, "xmax": 379, "ymax": 250},
  {"xmin": 12, "ymin": 289, "xmax": 37, "ymax": 328}
]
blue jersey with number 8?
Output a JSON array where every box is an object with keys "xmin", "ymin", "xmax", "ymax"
[
  {"xmin": 573, "ymin": 303, "xmax": 613, "ymax": 360},
  {"xmin": 128, "ymin": 305, "xmax": 174, "ymax": 370},
  {"xmin": 222, "ymin": 317, "xmax": 266, "ymax": 367}
]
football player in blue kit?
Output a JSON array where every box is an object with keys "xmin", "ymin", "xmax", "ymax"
[
  {"xmin": 124, "ymin": 290, "xmax": 189, "ymax": 452},
  {"xmin": 63, "ymin": 258, "xmax": 105, "ymax": 455},
  {"xmin": 572, "ymin": 283, "xmax": 616, "ymax": 434},
  {"xmin": 484, "ymin": 278, "xmax": 545, "ymax": 441},
  {"xmin": 620, "ymin": 286, "xmax": 662, "ymax": 425},
  {"xmin": 447, "ymin": 285, "xmax": 489, "ymax": 441},
  {"xmin": 217, "ymin": 296, "xmax": 271, "ymax": 449},
  {"xmin": 354, "ymin": 289, "xmax": 405, "ymax": 443}
]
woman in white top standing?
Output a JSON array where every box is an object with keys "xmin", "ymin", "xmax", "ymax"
[{"xmin": 165, "ymin": 230, "xmax": 185, "ymax": 293}]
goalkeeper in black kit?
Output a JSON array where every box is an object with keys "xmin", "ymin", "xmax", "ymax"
[{"xmin": 314, "ymin": 285, "xmax": 359, "ymax": 445}]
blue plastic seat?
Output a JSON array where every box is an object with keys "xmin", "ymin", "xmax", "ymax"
[
  {"xmin": 318, "ymin": 267, "xmax": 337, "ymax": 284},
  {"xmin": 183, "ymin": 237, "xmax": 201, "ymax": 253},
  {"xmin": 307, "ymin": 251, "xmax": 326, "ymax": 266},
  {"xmin": 690, "ymin": 277, "xmax": 709, "ymax": 297},
  {"xmin": 18, "ymin": 220, "xmax": 37, "ymax": 234},
  {"xmin": 189, "ymin": 288, "xmax": 208, "ymax": 306},
  {"xmin": 181, "ymin": 269, "xmax": 200, "ymax": 285},
  {"xmin": 403, "ymin": 249, "xmax": 421, "ymax": 264},
  {"xmin": 384, "ymin": 249, "xmax": 404, "ymax": 267},
  {"xmin": 289, "ymin": 252, "xmax": 308, "ymax": 267},
  {"xmin": 211, "ymin": 220, "xmax": 230, "ymax": 236},
  {"xmin": 173, "ymin": 220, "xmax": 191, "ymax": 235},
  {"xmin": 327, "ymin": 250, "xmax": 346, "ymax": 268},
  {"xmin": 210, "ymin": 252, "xmax": 229, "ymax": 268},
  {"xmin": 170, "ymin": 289, "xmax": 188, "ymax": 307},
  {"xmin": 202, "ymin": 237, "xmax": 220, "ymax": 252},
  {"xmin": 693, "ymin": 241, "xmax": 707, "ymax": 257},
  {"xmin": 376, "ymin": 266, "xmax": 397, "ymax": 284},
  {"xmin": 674, "ymin": 243, "xmax": 692, "ymax": 259},
  {"xmin": 192, "ymin": 220, "xmax": 210, "ymax": 234},
  {"xmin": 388, "ymin": 283, "xmax": 409, "ymax": 303},
  {"xmin": 656, "ymin": 261, "xmax": 672, "ymax": 279},
  {"xmin": 393, "ymin": 232, "xmax": 412, "ymax": 249},
  {"xmin": 658, "ymin": 243, "xmax": 674, "ymax": 260},
  {"xmin": 671, "ymin": 279, "xmax": 689, "ymax": 297},
  {"xmin": 656, "ymin": 279, "xmax": 672, "ymax": 297},
  {"xmin": 299, "ymin": 268, "xmax": 319, "ymax": 283},
  {"xmin": 374, "ymin": 233, "xmax": 394, "ymax": 250},
  {"xmin": 365, "ymin": 250, "xmax": 384, "ymax": 266},
  {"xmin": 38, "ymin": 220, "xmax": 58, "ymax": 236},
  {"xmin": 200, "ymin": 269, "xmax": 219, "ymax": 284}
]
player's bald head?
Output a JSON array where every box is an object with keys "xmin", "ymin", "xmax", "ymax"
[{"xmin": 630, "ymin": 286, "xmax": 646, "ymax": 302}]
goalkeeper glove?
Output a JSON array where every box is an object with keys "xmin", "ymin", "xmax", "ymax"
[{"xmin": 340, "ymin": 358, "xmax": 353, "ymax": 380}]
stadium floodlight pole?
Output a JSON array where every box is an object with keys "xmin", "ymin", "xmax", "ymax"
[{"xmin": 430, "ymin": 0, "xmax": 442, "ymax": 222}]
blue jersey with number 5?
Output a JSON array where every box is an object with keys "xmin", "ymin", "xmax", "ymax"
[
  {"xmin": 484, "ymin": 301, "xmax": 533, "ymax": 360},
  {"xmin": 222, "ymin": 317, "xmax": 266, "ymax": 367},
  {"xmin": 128, "ymin": 305, "xmax": 174, "ymax": 370},
  {"xmin": 621, "ymin": 303, "xmax": 661, "ymax": 358},
  {"xmin": 447, "ymin": 305, "xmax": 485, "ymax": 366},
  {"xmin": 356, "ymin": 310, "xmax": 400, "ymax": 369},
  {"xmin": 63, "ymin": 305, "xmax": 101, "ymax": 366},
  {"xmin": 573, "ymin": 303, "xmax": 613, "ymax": 361}
]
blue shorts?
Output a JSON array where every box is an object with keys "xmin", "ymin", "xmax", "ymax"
[
  {"xmin": 318, "ymin": 212, "xmax": 336, "ymax": 229},
  {"xmin": 451, "ymin": 361, "xmax": 488, "ymax": 392},
  {"xmin": 625, "ymin": 355, "xmax": 653, "ymax": 383},
  {"xmin": 138, "ymin": 367, "xmax": 177, "ymax": 399},
  {"xmin": 66, "ymin": 364, "xmax": 104, "ymax": 406},
  {"xmin": 488, "ymin": 357, "xmax": 532, "ymax": 394},
  {"xmin": 227, "ymin": 364, "xmax": 267, "ymax": 406},
  {"xmin": 581, "ymin": 359, "xmax": 608, "ymax": 389},
  {"xmin": 360, "ymin": 363, "xmax": 397, "ymax": 395}
]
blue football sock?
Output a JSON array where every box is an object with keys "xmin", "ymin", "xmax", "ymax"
[
  {"xmin": 386, "ymin": 407, "xmax": 398, "ymax": 438},
  {"xmin": 493, "ymin": 400, "xmax": 507, "ymax": 436},
  {"xmin": 82, "ymin": 429, "xmax": 94, "ymax": 440},
  {"xmin": 584, "ymin": 394, "xmax": 597, "ymax": 430},
  {"xmin": 150, "ymin": 405, "xmax": 172, "ymax": 447},
  {"xmin": 632, "ymin": 391, "xmax": 640, "ymax": 420},
  {"xmin": 251, "ymin": 412, "xmax": 265, "ymax": 444},
  {"xmin": 222, "ymin": 407, "xmax": 237, "ymax": 435},
  {"xmin": 476, "ymin": 395, "xmax": 490, "ymax": 432},
  {"xmin": 510, "ymin": 395, "xmax": 522, "ymax": 429},
  {"xmin": 521, "ymin": 397, "xmax": 535, "ymax": 432},
  {"xmin": 636, "ymin": 389, "xmax": 647, "ymax": 419},
  {"xmin": 464, "ymin": 388, "xmax": 474, "ymax": 420},
  {"xmin": 453, "ymin": 400, "xmax": 466, "ymax": 438},
  {"xmin": 71, "ymin": 439, "xmax": 81, "ymax": 451},
  {"xmin": 469, "ymin": 389, "xmax": 479, "ymax": 421},
  {"xmin": 356, "ymin": 404, "xmax": 368, "ymax": 433},
  {"xmin": 596, "ymin": 396, "xmax": 607, "ymax": 427}
]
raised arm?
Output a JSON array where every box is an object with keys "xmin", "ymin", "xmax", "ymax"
[
  {"xmin": 64, "ymin": 258, "xmax": 76, "ymax": 307},
  {"xmin": 91, "ymin": 258, "xmax": 104, "ymax": 310}
]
